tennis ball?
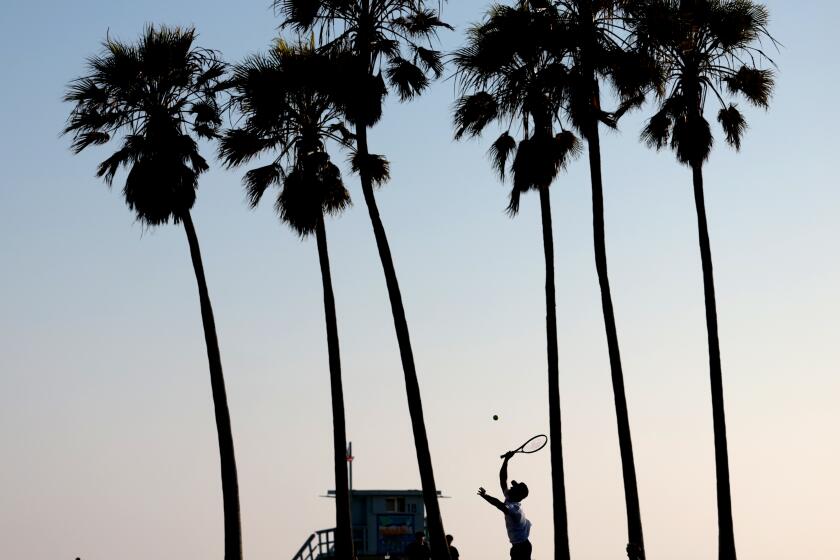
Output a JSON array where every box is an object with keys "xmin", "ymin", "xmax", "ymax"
[{"xmin": 493, "ymin": 414, "xmax": 499, "ymax": 421}]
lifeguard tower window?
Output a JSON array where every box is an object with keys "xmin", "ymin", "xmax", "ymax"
[{"xmin": 384, "ymin": 497, "xmax": 405, "ymax": 513}]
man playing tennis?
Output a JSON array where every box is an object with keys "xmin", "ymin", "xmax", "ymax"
[{"xmin": 477, "ymin": 451, "xmax": 532, "ymax": 560}]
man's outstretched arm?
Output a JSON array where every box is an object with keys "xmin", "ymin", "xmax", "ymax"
[
  {"xmin": 477, "ymin": 487, "xmax": 508, "ymax": 515},
  {"xmin": 499, "ymin": 451, "xmax": 514, "ymax": 497}
]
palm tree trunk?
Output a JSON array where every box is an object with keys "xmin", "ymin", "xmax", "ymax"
[
  {"xmin": 354, "ymin": 123, "xmax": 450, "ymax": 560},
  {"xmin": 538, "ymin": 185, "xmax": 571, "ymax": 560},
  {"xmin": 315, "ymin": 215, "xmax": 354, "ymax": 560},
  {"xmin": 690, "ymin": 163, "xmax": 736, "ymax": 560},
  {"xmin": 586, "ymin": 124, "xmax": 645, "ymax": 560},
  {"xmin": 181, "ymin": 211, "xmax": 242, "ymax": 560}
]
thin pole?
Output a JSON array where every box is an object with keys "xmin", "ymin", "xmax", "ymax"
[{"xmin": 348, "ymin": 442, "xmax": 353, "ymax": 492}]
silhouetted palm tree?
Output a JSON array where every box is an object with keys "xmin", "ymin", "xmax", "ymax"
[
  {"xmin": 549, "ymin": 2, "xmax": 658, "ymax": 557},
  {"xmin": 63, "ymin": 25, "xmax": 241, "ymax": 560},
  {"xmin": 452, "ymin": 2, "xmax": 580, "ymax": 558},
  {"xmin": 631, "ymin": 2, "xmax": 775, "ymax": 558},
  {"xmin": 218, "ymin": 41, "xmax": 355, "ymax": 559},
  {"xmin": 274, "ymin": 3, "xmax": 453, "ymax": 558}
]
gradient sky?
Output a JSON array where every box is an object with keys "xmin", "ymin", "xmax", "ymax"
[{"xmin": 1, "ymin": 1, "xmax": 838, "ymax": 559}]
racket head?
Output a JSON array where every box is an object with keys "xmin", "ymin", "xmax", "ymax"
[{"xmin": 517, "ymin": 434, "xmax": 548, "ymax": 454}]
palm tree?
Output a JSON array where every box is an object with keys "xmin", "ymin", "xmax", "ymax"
[
  {"xmin": 547, "ymin": 2, "xmax": 659, "ymax": 557},
  {"xmin": 452, "ymin": 2, "xmax": 580, "ymax": 558},
  {"xmin": 631, "ymin": 2, "xmax": 775, "ymax": 558},
  {"xmin": 63, "ymin": 25, "xmax": 242, "ymax": 560},
  {"xmin": 218, "ymin": 41, "xmax": 356, "ymax": 559},
  {"xmin": 273, "ymin": 3, "xmax": 453, "ymax": 558}
]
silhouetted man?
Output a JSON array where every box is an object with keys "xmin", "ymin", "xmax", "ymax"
[
  {"xmin": 446, "ymin": 534, "xmax": 460, "ymax": 560},
  {"xmin": 478, "ymin": 451, "xmax": 532, "ymax": 560},
  {"xmin": 404, "ymin": 531, "xmax": 431, "ymax": 560}
]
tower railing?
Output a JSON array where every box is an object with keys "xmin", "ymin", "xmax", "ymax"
[{"xmin": 291, "ymin": 528, "xmax": 336, "ymax": 560}]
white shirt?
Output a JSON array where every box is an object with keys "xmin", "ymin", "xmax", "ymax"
[{"xmin": 504, "ymin": 500, "xmax": 532, "ymax": 544}]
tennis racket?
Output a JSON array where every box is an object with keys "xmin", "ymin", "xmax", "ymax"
[{"xmin": 500, "ymin": 434, "xmax": 548, "ymax": 458}]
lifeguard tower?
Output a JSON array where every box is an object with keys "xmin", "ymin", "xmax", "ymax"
[
  {"xmin": 291, "ymin": 444, "xmax": 445, "ymax": 560},
  {"xmin": 291, "ymin": 489, "xmax": 443, "ymax": 560}
]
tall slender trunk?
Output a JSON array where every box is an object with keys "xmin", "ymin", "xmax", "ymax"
[
  {"xmin": 181, "ymin": 211, "xmax": 242, "ymax": 560},
  {"xmin": 577, "ymin": 2, "xmax": 645, "ymax": 553},
  {"xmin": 691, "ymin": 163, "xmax": 736, "ymax": 560},
  {"xmin": 586, "ymin": 124, "xmax": 645, "ymax": 560},
  {"xmin": 315, "ymin": 215, "xmax": 354, "ymax": 560},
  {"xmin": 354, "ymin": 124, "xmax": 450, "ymax": 560},
  {"xmin": 538, "ymin": 185, "xmax": 570, "ymax": 560}
]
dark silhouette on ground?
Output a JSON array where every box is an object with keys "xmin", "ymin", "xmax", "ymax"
[
  {"xmin": 445, "ymin": 535, "xmax": 459, "ymax": 560},
  {"xmin": 405, "ymin": 532, "xmax": 432, "ymax": 560},
  {"xmin": 63, "ymin": 25, "xmax": 242, "ymax": 560},
  {"xmin": 219, "ymin": 40, "xmax": 357, "ymax": 559},
  {"xmin": 631, "ymin": 1, "xmax": 776, "ymax": 558},
  {"xmin": 275, "ymin": 2, "xmax": 453, "ymax": 558},
  {"xmin": 478, "ymin": 452, "xmax": 532, "ymax": 560}
]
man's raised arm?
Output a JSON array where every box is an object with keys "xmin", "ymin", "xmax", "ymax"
[
  {"xmin": 477, "ymin": 487, "xmax": 509, "ymax": 515},
  {"xmin": 500, "ymin": 451, "xmax": 514, "ymax": 497}
]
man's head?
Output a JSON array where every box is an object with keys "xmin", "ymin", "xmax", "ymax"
[
  {"xmin": 508, "ymin": 480, "xmax": 529, "ymax": 502},
  {"xmin": 446, "ymin": 534, "xmax": 454, "ymax": 545},
  {"xmin": 414, "ymin": 531, "xmax": 426, "ymax": 544}
]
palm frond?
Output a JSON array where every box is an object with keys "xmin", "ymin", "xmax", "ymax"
[
  {"xmin": 413, "ymin": 46, "xmax": 444, "ymax": 79},
  {"xmin": 219, "ymin": 129, "xmax": 276, "ymax": 168},
  {"xmin": 717, "ymin": 104, "xmax": 746, "ymax": 150},
  {"xmin": 553, "ymin": 130, "xmax": 582, "ymax": 169},
  {"xmin": 70, "ymin": 131, "xmax": 111, "ymax": 154},
  {"xmin": 724, "ymin": 66, "xmax": 774, "ymax": 108},
  {"xmin": 708, "ymin": 0, "xmax": 769, "ymax": 50},
  {"xmin": 244, "ymin": 164, "xmax": 283, "ymax": 208},
  {"xmin": 96, "ymin": 136, "xmax": 144, "ymax": 184},
  {"xmin": 351, "ymin": 152, "xmax": 390, "ymax": 187},
  {"xmin": 488, "ymin": 132, "xmax": 517, "ymax": 180},
  {"xmin": 453, "ymin": 92, "xmax": 499, "ymax": 140},
  {"xmin": 393, "ymin": 9, "xmax": 454, "ymax": 37},
  {"xmin": 641, "ymin": 107, "xmax": 672, "ymax": 150},
  {"xmin": 274, "ymin": 0, "xmax": 321, "ymax": 31},
  {"xmin": 386, "ymin": 57, "xmax": 430, "ymax": 101}
]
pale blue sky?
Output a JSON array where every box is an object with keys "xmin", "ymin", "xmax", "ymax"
[{"xmin": 1, "ymin": 1, "xmax": 838, "ymax": 559}]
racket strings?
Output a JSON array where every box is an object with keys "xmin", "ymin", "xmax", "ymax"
[{"xmin": 519, "ymin": 435, "xmax": 548, "ymax": 453}]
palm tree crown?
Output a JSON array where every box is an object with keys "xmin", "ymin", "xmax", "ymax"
[
  {"xmin": 634, "ymin": 0, "xmax": 775, "ymax": 163},
  {"xmin": 275, "ymin": 0, "xmax": 451, "ymax": 125},
  {"xmin": 64, "ymin": 25, "xmax": 226, "ymax": 225},
  {"xmin": 551, "ymin": 0, "xmax": 658, "ymax": 136},
  {"xmin": 219, "ymin": 41, "xmax": 352, "ymax": 232},
  {"xmin": 453, "ymin": 0, "xmax": 581, "ymax": 213}
]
